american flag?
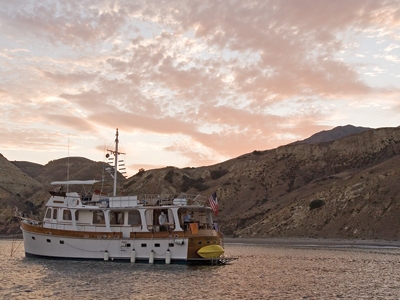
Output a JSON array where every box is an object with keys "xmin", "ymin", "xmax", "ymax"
[{"xmin": 208, "ymin": 192, "xmax": 218, "ymax": 216}]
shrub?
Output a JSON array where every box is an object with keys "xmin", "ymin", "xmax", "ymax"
[
  {"xmin": 210, "ymin": 168, "xmax": 228, "ymax": 180},
  {"xmin": 181, "ymin": 175, "xmax": 209, "ymax": 192},
  {"xmin": 136, "ymin": 168, "xmax": 145, "ymax": 176},
  {"xmin": 309, "ymin": 199, "xmax": 325, "ymax": 210},
  {"xmin": 164, "ymin": 169, "xmax": 175, "ymax": 183}
]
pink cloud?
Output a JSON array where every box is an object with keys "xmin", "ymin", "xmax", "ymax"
[
  {"xmin": 42, "ymin": 70, "xmax": 101, "ymax": 85},
  {"xmin": 1, "ymin": 1, "xmax": 399, "ymax": 169},
  {"xmin": 0, "ymin": 127, "xmax": 66, "ymax": 151},
  {"xmin": 0, "ymin": 1, "xmax": 128, "ymax": 46},
  {"xmin": 43, "ymin": 114, "xmax": 95, "ymax": 132}
]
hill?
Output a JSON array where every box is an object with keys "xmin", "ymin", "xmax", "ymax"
[
  {"xmin": 1, "ymin": 125, "xmax": 400, "ymax": 240},
  {"xmin": 121, "ymin": 126, "xmax": 400, "ymax": 240},
  {"xmin": 0, "ymin": 154, "xmax": 43, "ymax": 234},
  {"xmin": 11, "ymin": 161, "xmax": 44, "ymax": 179},
  {"xmin": 291, "ymin": 124, "xmax": 372, "ymax": 145},
  {"xmin": 0, "ymin": 156, "xmax": 126, "ymax": 234}
]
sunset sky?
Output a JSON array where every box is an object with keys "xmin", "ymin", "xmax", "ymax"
[{"xmin": 1, "ymin": 0, "xmax": 400, "ymax": 176}]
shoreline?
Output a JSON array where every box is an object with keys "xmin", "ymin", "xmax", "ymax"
[
  {"xmin": 0, "ymin": 234, "xmax": 22, "ymax": 240},
  {"xmin": 223, "ymin": 237, "xmax": 400, "ymax": 249}
]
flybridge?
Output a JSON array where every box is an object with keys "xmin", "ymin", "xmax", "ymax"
[{"xmin": 51, "ymin": 180, "xmax": 101, "ymax": 186}]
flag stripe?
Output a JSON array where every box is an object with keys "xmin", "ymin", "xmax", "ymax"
[{"xmin": 208, "ymin": 192, "xmax": 218, "ymax": 216}]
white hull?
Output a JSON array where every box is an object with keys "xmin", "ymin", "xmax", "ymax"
[{"xmin": 22, "ymin": 230, "xmax": 189, "ymax": 262}]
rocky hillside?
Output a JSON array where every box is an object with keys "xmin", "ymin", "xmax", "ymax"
[
  {"xmin": 0, "ymin": 156, "xmax": 126, "ymax": 234},
  {"xmin": 122, "ymin": 126, "xmax": 400, "ymax": 240},
  {"xmin": 0, "ymin": 155, "xmax": 43, "ymax": 234},
  {"xmin": 220, "ymin": 127, "xmax": 400, "ymax": 240},
  {"xmin": 0, "ymin": 155, "xmax": 42, "ymax": 199},
  {"xmin": 1, "ymin": 126, "xmax": 400, "ymax": 240}
]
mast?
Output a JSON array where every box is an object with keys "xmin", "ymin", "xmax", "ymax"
[
  {"xmin": 106, "ymin": 128, "xmax": 125, "ymax": 196},
  {"xmin": 113, "ymin": 129, "xmax": 119, "ymax": 196}
]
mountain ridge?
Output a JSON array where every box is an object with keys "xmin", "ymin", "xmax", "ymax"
[
  {"xmin": 1, "ymin": 125, "xmax": 400, "ymax": 240},
  {"xmin": 290, "ymin": 124, "xmax": 372, "ymax": 145}
]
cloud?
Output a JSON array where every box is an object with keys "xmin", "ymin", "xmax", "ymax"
[
  {"xmin": 384, "ymin": 44, "xmax": 400, "ymax": 52},
  {"xmin": 42, "ymin": 70, "xmax": 101, "ymax": 86},
  {"xmin": 1, "ymin": 0, "xmax": 400, "ymax": 169},
  {"xmin": 43, "ymin": 114, "xmax": 95, "ymax": 132},
  {"xmin": 0, "ymin": 0, "xmax": 129, "ymax": 46},
  {"xmin": 1, "ymin": 127, "xmax": 66, "ymax": 151}
]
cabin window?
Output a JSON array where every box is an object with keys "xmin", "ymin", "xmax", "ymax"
[
  {"xmin": 178, "ymin": 208, "xmax": 190, "ymax": 225},
  {"xmin": 92, "ymin": 211, "xmax": 105, "ymax": 224},
  {"xmin": 75, "ymin": 210, "xmax": 79, "ymax": 221},
  {"xmin": 45, "ymin": 208, "xmax": 51, "ymax": 219},
  {"xmin": 52, "ymin": 209, "xmax": 58, "ymax": 220},
  {"xmin": 63, "ymin": 209, "xmax": 72, "ymax": 221},
  {"xmin": 110, "ymin": 211, "xmax": 123, "ymax": 225},
  {"xmin": 178, "ymin": 208, "xmax": 212, "ymax": 229},
  {"xmin": 128, "ymin": 210, "xmax": 141, "ymax": 226},
  {"xmin": 145, "ymin": 209, "xmax": 154, "ymax": 230}
]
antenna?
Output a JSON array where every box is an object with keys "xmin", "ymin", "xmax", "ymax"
[
  {"xmin": 114, "ymin": 128, "xmax": 118, "ymax": 195},
  {"xmin": 67, "ymin": 133, "xmax": 70, "ymax": 193}
]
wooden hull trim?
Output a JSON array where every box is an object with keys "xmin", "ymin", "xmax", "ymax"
[{"xmin": 21, "ymin": 221, "xmax": 222, "ymax": 240}]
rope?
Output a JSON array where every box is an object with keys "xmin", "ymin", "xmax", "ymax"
[{"xmin": 10, "ymin": 238, "xmax": 23, "ymax": 257}]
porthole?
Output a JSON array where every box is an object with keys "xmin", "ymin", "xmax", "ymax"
[
  {"xmin": 31, "ymin": 236, "xmax": 35, "ymax": 240},
  {"xmin": 168, "ymin": 243, "xmax": 174, "ymax": 247},
  {"xmin": 155, "ymin": 243, "xmax": 160, "ymax": 247},
  {"xmin": 60, "ymin": 240, "xmax": 64, "ymax": 244},
  {"xmin": 46, "ymin": 239, "xmax": 51, "ymax": 243},
  {"xmin": 141, "ymin": 243, "xmax": 147, "ymax": 247}
]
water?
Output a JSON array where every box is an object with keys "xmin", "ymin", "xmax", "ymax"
[{"xmin": 1, "ymin": 240, "xmax": 400, "ymax": 299}]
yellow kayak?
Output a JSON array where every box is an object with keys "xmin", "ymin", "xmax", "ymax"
[{"xmin": 197, "ymin": 245, "xmax": 225, "ymax": 258}]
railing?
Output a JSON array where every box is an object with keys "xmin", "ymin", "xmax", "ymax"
[
  {"xmin": 78, "ymin": 193, "xmax": 210, "ymax": 207},
  {"xmin": 136, "ymin": 193, "xmax": 208, "ymax": 206},
  {"xmin": 19, "ymin": 213, "xmax": 43, "ymax": 226}
]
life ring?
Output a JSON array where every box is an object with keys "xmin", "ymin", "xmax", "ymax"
[{"xmin": 70, "ymin": 198, "xmax": 79, "ymax": 207}]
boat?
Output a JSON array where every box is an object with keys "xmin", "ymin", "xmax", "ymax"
[{"xmin": 19, "ymin": 129, "xmax": 235, "ymax": 265}]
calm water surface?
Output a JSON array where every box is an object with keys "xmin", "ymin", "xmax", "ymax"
[{"xmin": 1, "ymin": 240, "xmax": 400, "ymax": 299}]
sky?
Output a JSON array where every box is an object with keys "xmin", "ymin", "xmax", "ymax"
[{"xmin": 1, "ymin": 0, "xmax": 400, "ymax": 177}]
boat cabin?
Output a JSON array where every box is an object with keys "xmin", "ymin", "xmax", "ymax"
[{"xmin": 42, "ymin": 181, "xmax": 215, "ymax": 238}]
